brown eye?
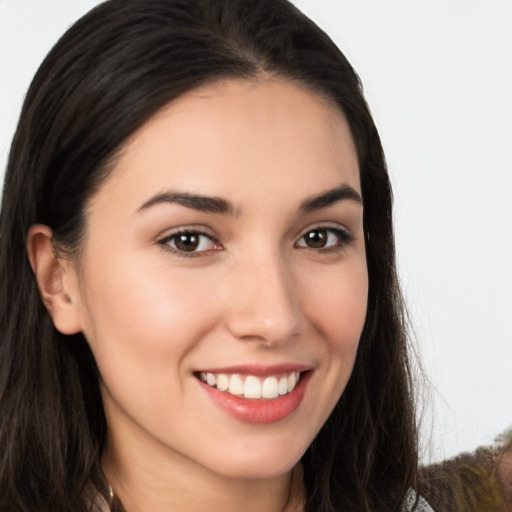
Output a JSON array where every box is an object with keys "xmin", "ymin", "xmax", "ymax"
[
  {"xmin": 296, "ymin": 227, "xmax": 352, "ymax": 250},
  {"xmin": 303, "ymin": 229, "xmax": 329, "ymax": 248},
  {"xmin": 174, "ymin": 233, "xmax": 201, "ymax": 251},
  {"xmin": 164, "ymin": 231, "xmax": 217, "ymax": 254}
]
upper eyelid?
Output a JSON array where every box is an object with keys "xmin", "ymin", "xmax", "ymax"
[
  {"xmin": 156, "ymin": 223, "xmax": 354, "ymax": 245},
  {"xmin": 160, "ymin": 230, "xmax": 215, "ymax": 243},
  {"xmin": 295, "ymin": 222, "xmax": 352, "ymax": 239},
  {"xmin": 157, "ymin": 225, "xmax": 218, "ymax": 241},
  {"xmin": 157, "ymin": 229, "xmax": 221, "ymax": 258},
  {"xmin": 157, "ymin": 228, "xmax": 220, "ymax": 254}
]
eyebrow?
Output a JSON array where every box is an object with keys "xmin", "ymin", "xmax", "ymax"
[
  {"xmin": 139, "ymin": 192, "xmax": 237, "ymax": 215},
  {"xmin": 138, "ymin": 184, "xmax": 362, "ymax": 216},
  {"xmin": 300, "ymin": 184, "xmax": 362, "ymax": 212}
]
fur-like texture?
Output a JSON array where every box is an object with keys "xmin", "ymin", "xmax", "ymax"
[{"xmin": 419, "ymin": 430, "xmax": 512, "ymax": 512}]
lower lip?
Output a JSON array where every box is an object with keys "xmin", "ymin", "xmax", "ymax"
[{"xmin": 199, "ymin": 372, "xmax": 312, "ymax": 424}]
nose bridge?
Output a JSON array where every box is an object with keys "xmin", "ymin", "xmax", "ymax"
[{"xmin": 226, "ymin": 245, "xmax": 301, "ymax": 344}]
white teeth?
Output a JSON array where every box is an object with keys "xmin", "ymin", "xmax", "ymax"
[
  {"xmin": 278, "ymin": 376, "xmax": 288, "ymax": 396},
  {"xmin": 261, "ymin": 376, "xmax": 279, "ymax": 399},
  {"xmin": 199, "ymin": 371, "xmax": 303, "ymax": 400},
  {"xmin": 244, "ymin": 376, "xmax": 262, "ymax": 399},
  {"xmin": 287, "ymin": 372, "xmax": 297, "ymax": 392},
  {"xmin": 217, "ymin": 374, "xmax": 229, "ymax": 391},
  {"xmin": 228, "ymin": 374, "xmax": 244, "ymax": 395}
]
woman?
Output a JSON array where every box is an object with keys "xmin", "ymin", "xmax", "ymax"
[{"xmin": 0, "ymin": 0, "xmax": 428, "ymax": 510}]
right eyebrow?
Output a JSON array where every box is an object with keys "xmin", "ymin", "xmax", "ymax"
[
  {"xmin": 138, "ymin": 191, "xmax": 238, "ymax": 216},
  {"xmin": 299, "ymin": 184, "xmax": 362, "ymax": 213}
]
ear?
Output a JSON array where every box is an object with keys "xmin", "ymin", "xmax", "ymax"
[{"xmin": 26, "ymin": 224, "xmax": 82, "ymax": 335}]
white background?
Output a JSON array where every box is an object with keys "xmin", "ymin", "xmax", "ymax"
[{"xmin": 1, "ymin": 0, "xmax": 511, "ymax": 464}]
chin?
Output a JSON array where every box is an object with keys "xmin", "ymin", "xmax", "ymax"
[{"xmin": 201, "ymin": 439, "xmax": 307, "ymax": 481}]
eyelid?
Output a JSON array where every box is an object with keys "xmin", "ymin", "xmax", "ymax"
[
  {"xmin": 294, "ymin": 224, "xmax": 355, "ymax": 250},
  {"xmin": 296, "ymin": 222, "xmax": 353, "ymax": 239},
  {"xmin": 157, "ymin": 226, "xmax": 222, "ymax": 257},
  {"xmin": 156, "ymin": 223, "xmax": 217, "ymax": 239},
  {"xmin": 155, "ymin": 222, "xmax": 354, "ymax": 258}
]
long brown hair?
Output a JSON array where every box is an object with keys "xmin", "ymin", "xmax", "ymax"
[{"xmin": 0, "ymin": 1, "xmax": 418, "ymax": 510}]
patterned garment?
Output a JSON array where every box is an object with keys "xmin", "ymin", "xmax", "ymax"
[
  {"xmin": 92, "ymin": 490, "xmax": 435, "ymax": 511},
  {"xmin": 406, "ymin": 490, "xmax": 436, "ymax": 512}
]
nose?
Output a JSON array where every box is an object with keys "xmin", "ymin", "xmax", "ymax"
[{"xmin": 224, "ymin": 250, "xmax": 302, "ymax": 346}]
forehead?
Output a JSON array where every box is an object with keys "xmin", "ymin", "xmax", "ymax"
[{"xmin": 90, "ymin": 78, "xmax": 360, "ymax": 212}]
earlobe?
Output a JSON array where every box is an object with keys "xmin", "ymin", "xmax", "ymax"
[{"xmin": 26, "ymin": 224, "xmax": 82, "ymax": 335}]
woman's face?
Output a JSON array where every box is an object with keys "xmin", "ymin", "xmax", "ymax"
[{"xmin": 68, "ymin": 79, "xmax": 368, "ymax": 480}]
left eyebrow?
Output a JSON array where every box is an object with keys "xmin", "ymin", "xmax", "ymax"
[
  {"xmin": 299, "ymin": 184, "xmax": 362, "ymax": 213},
  {"xmin": 138, "ymin": 191, "xmax": 237, "ymax": 215}
]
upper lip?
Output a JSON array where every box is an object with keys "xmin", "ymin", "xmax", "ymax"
[{"xmin": 195, "ymin": 363, "xmax": 312, "ymax": 377}]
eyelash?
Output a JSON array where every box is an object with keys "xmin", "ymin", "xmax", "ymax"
[
  {"xmin": 158, "ymin": 226, "xmax": 354, "ymax": 258},
  {"xmin": 158, "ymin": 229, "xmax": 221, "ymax": 258},
  {"xmin": 295, "ymin": 226, "xmax": 354, "ymax": 253}
]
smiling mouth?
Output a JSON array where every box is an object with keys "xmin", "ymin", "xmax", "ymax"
[{"xmin": 196, "ymin": 371, "xmax": 302, "ymax": 400}]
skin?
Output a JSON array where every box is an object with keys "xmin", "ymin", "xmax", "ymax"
[{"xmin": 28, "ymin": 79, "xmax": 368, "ymax": 512}]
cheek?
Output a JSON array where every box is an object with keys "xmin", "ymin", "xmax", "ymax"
[
  {"xmin": 303, "ymin": 259, "xmax": 368, "ymax": 353},
  {"xmin": 76, "ymin": 256, "xmax": 230, "ymax": 436},
  {"xmin": 83, "ymin": 256, "xmax": 214, "ymax": 339},
  {"xmin": 291, "ymin": 258, "xmax": 368, "ymax": 440},
  {"xmin": 77, "ymin": 256, "xmax": 223, "ymax": 391}
]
